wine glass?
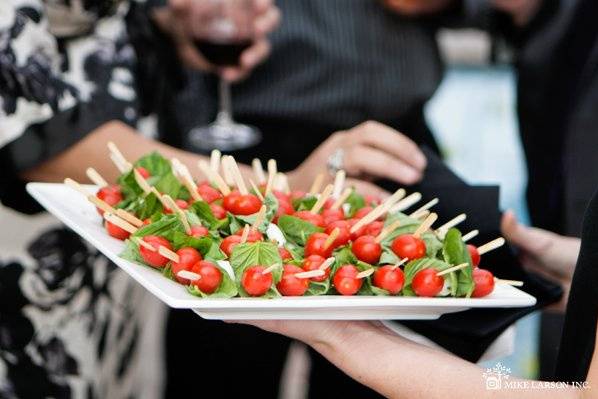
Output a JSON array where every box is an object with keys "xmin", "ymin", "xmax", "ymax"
[{"xmin": 188, "ymin": 0, "xmax": 261, "ymax": 151}]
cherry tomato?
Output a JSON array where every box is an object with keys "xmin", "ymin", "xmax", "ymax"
[
  {"xmin": 472, "ymin": 268, "xmax": 495, "ymax": 298},
  {"xmin": 96, "ymin": 185, "xmax": 122, "ymax": 215},
  {"xmin": 391, "ymin": 234, "xmax": 426, "ymax": 261},
  {"xmin": 139, "ymin": 235, "xmax": 172, "ymax": 268},
  {"xmin": 274, "ymin": 199, "xmax": 294, "ymax": 223},
  {"xmin": 467, "ymin": 244, "xmax": 481, "ymax": 267},
  {"xmin": 190, "ymin": 260, "xmax": 223, "ymax": 294},
  {"xmin": 277, "ymin": 264, "xmax": 310, "ymax": 296},
  {"xmin": 293, "ymin": 210, "xmax": 325, "ymax": 228},
  {"xmin": 322, "ymin": 208, "xmax": 344, "ymax": 225},
  {"xmin": 171, "ymin": 247, "xmax": 202, "ymax": 284},
  {"xmin": 220, "ymin": 235, "xmax": 242, "ymax": 257},
  {"xmin": 305, "ymin": 232, "xmax": 335, "ymax": 258},
  {"xmin": 136, "ymin": 166, "xmax": 151, "ymax": 179},
  {"xmin": 365, "ymin": 221, "xmax": 384, "ymax": 237},
  {"xmin": 325, "ymin": 220, "xmax": 351, "ymax": 247},
  {"xmin": 234, "ymin": 228, "xmax": 263, "ymax": 242},
  {"xmin": 241, "ymin": 265, "xmax": 273, "ymax": 296},
  {"xmin": 373, "ymin": 265, "xmax": 405, "ymax": 294},
  {"xmin": 351, "ymin": 235, "xmax": 382, "ymax": 264},
  {"xmin": 197, "ymin": 182, "xmax": 222, "ymax": 203},
  {"xmin": 105, "ymin": 220, "xmax": 130, "ymax": 240},
  {"xmin": 210, "ymin": 203, "xmax": 226, "ymax": 219},
  {"xmin": 175, "ymin": 199, "xmax": 188, "ymax": 210},
  {"xmin": 301, "ymin": 254, "xmax": 331, "ymax": 282},
  {"xmin": 411, "ymin": 268, "xmax": 444, "ymax": 297},
  {"xmin": 273, "ymin": 190, "xmax": 292, "ymax": 207},
  {"xmin": 333, "ymin": 264, "xmax": 363, "ymax": 296},
  {"xmin": 279, "ymin": 247, "xmax": 293, "ymax": 261},
  {"xmin": 323, "ymin": 198, "xmax": 336, "ymax": 210},
  {"xmin": 190, "ymin": 225, "xmax": 209, "ymax": 238},
  {"xmin": 223, "ymin": 191, "xmax": 262, "ymax": 215},
  {"xmin": 354, "ymin": 206, "xmax": 373, "ymax": 219}
]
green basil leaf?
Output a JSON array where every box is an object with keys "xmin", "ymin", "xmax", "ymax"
[
  {"xmin": 132, "ymin": 215, "xmax": 184, "ymax": 241},
  {"xmin": 346, "ymin": 189, "xmax": 365, "ymax": 217},
  {"xmin": 119, "ymin": 239, "xmax": 144, "ymax": 264},
  {"xmin": 189, "ymin": 200, "xmax": 219, "ymax": 227},
  {"xmin": 442, "ymin": 228, "xmax": 474, "ymax": 297},
  {"xmin": 403, "ymin": 257, "xmax": 452, "ymax": 293},
  {"xmin": 292, "ymin": 195, "xmax": 317, "ymax": 211},
  {"xmin": 277, "ymin": 215, "xmax": 323, "ymax": 246},
  {"xmin": 306, "ymin": 279, "xmax": 330, "ymax": 296}
]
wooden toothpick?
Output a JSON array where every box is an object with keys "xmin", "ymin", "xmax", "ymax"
[
  {"xmin": 391, "ymin": 258, "xmax": 409, "ymax": 270},
  {"xmin": 177, "ymin": 270, "xmax": 201, "ymax": 281},
  {"xmin": 262, "ymin": 263, "xmax": 280, "ymax": 275},
  {"xmin": 477, "ymin": 238, "xmax": 506, "ymax": 255},
  {"xmin": 134, "ymin": 237, "xmax": 157, "ymax": 252},
  {"xmin": 311, "ymin": 184, "xmax": 334, "ymax": 214},
  {"xmin": 248, "ymin": 179, "xmax": 265, "ymax": 201},
  {"xmin": 198, "ymin": 160, "xmax": 231, "ymax": 195},
  {"xmin": 323, "ymin": 228, "xmax": 340, "ymax": 249},
  {"xmin": 332, "ymin": 170, "xmax": 346, "ymax": 198},
  {"xmin": 436, "ymin": 263, "xmax": 469, "ymax": 276},
  {"xmin": 158, "ymin": 245, "xmax": 180, "ymax": 263},
  {"xmin": 409, "ymin": 198, "xmax": 439, "ymax": 218},
  {"xmin": 224, "ymin": 155, "xmax": 249, "ymax": 195},
  {"xmin": 107, "ymin": 142, "xmax": 132, "ymax": 172},
  {"xmin": 350, "ymin": 188, "xmax": 406, "ymax": 233},
  {"xmin": 436, "ymin": 213, "xmax": 467, "ymax": 238},
  {"xmin": 240, "ymin": 225, "xmax": 250, "ymax": 243},
  {"xmin": 210, "ymin": 150, "xmax": 221, "ymax": 173},
  {"xmin": 252, "ymin": 158, "xmax": 266, "ymax": 184},
  {"xmin": 162, "ymin": 194, "xmax": 191, "ymax": 235},
  {"xmin": 309, "ymin": 173, "xmax": 325, "ymax": 195},
  {"xmin": 134, "ymin": 168, "xmax": 153, "ymax": 194},
  {"xmin": 115, "ymin": 209, "xmax": 143, "ymax": 227},
  {"xmin": 171, "ymin": 158, "xmax": 201, "ymax": 202},
  {"xmin": 103, "ymin": 213, "xmax": 138, "ymax": 234},
  {"xmin": 494, "ymin": 277, "xmax": 523, "ymax": 287},
  {"xmin": 331, "ymin": 187, "xmax": 352, "ymax": 211},
  {"xmin": 390, "ymin": 192, "xmax": 422, "ymax": 213},
  {"xmin": 462, "ymin": 230, "xmax": 479, "ymax": 243},
  {"xmin": 375, "ymin": 220, "xmax": 402, "ymax": 243},
  {"xmin": 319, "ymin": 257, "xmax": 335, "ymax": 270},
  {"xmin": 295, "ymin": 269, "xmax": 325, "ymax": 279},
  {"xmin": 264, "ymin": 159, "xmax": 277, "ymax": 196},
  {"xmin": 356, "ymin": 268, "xmax": 375, "ymax": 279},
  {"xmin": 86, "ymin": 167, "xmax": 108, "ymax": 187},
  {"xmin": 412, "ymin": 212, "xmax": 438, "ymax": 238}
]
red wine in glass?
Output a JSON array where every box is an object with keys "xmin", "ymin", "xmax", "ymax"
[{"xmin": 195, "ymin": 39, "xmax": 253, "ymax": 66}]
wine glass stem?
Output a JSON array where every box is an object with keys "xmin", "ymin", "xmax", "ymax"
[{"xmin": 216, "ymin": 78, "xmax": 233, "ymax": 126}]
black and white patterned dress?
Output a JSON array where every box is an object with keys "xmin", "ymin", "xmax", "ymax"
[{"xmin": 0, "ymin": 1, "xmax": 166, "ymax": 397}]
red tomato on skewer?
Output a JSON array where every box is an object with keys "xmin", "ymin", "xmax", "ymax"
[
  {"xmin": 233, "ymin": 228, "xmax": 263, "ymax": 242},
  {"xmin": 373, "ymin": 265, "xmax": 404, "ymax": 294},
  {"xmin": 365, "ymin": 221, "xmax": 384, "ymax": 237},
  {"xmin": 333, "ymin": 264, "xmax": 363, "ymax": 296},
  {"xmin": 223, "ymin": 191, "xmax": 262, "ymax": 215},
  {"xmin": 278, "ymin": 247, "xmax": 293, "ymax": 261},
  {"xmin": 139, "ymin": 235, "xmax": 172, "ymax": 268},
  {"xmin": 293, "ymin": 210, "xmax": 325, "ymax": 228},
  {"xmin": 305, "ymin": 232, "xmax": 335, "ymax": 258},
  {"xmin": 190, "ymin": 260, "xmax": 223, "ymax": 294},
  {"xmin": 351, "ymin": 235, "xmax": 382, "ymax": 264},
  {"xmin": 241, "ymin": 265, "xmax": 273, "ymax": 296},
  {"xmin": 220, "ymin": 235, "xmax": 242, "ymax": 257},
  {"xmin": 96, "ymin": 185, "xmax": 122, "ymax": 215},
  {"xmin": 411, "ymin": 268, "xmax": 444, "ymax": 297},
  {"xmin": 171, "ymin": 247, "xmax": 202, "ymax": 284},
  {"xmin": 322, "ymin": 208, "xmax": 344, "ymax": 225},
  {"xmin": 391, "ymin": 234, "xmax": 426, "ymax": 261},
  {"xmin": 105, "ymin": 220, "xmax": 130, "ymax": 240},
  {"xmin": 325, "ymin": 221, "xmax": 351, "ymax": 247},
  {"xmin": 467, "ymin": 244, "xmax": 481, "ymax": 267},
  {"xmin": 471, "ymin": 268, "xmax": 495, "ymax": 298},
  {"xmin": 190, "ymin": 225, "xmax": 209, "ymax": 238},
  {"xmin": 277, "ymin": 264, "xmax": 310, "ymax": 296},
  {"xmin": 136, "ymin": 166, "xmax": 151, "ymax": 179},
  {"xmin": 210, "ymin": 204, "xmax": 226, "ymax": 219},
  {"xmin": 302, "ymin": 255, "xmax": 331, "ymax": 282},
  {"xmin": 197, "ymin": 182, "xmax": 222, "ymax": 203}
]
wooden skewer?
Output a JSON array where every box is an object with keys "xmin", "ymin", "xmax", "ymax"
[
  {"xmin": 495, "ymin": 277, "xmax": 524, "ymax": 287},
  {"xmin": 252, "ymin": 158, "xmax": 266, "ymax": 184},
  {"xmin": 350, "ymin": 189, "xmax": 406, "ymax": 233},
  {"xmin": 437, "ymin": 263, "xmax": 469, "ymax": 276},
  {"xmin": 64, "ymin": 177, "xmax": 92, "ymax": 197},
  {"xmin": 309, "ymin": 173, "xmax": 325, "ymax": 195},
  {"xmin": 311, "ymin": 184, "xmax": 334, "ymax": 214},
  {"xmin": 64, "ymin": 178, "xmax": 114, "ymax": 214},
  {"xmin": 356, "ymin": 268, "xmax": 375, "ymax": 279},
  {"xmin": 103, "ymin": 213, "xmax": 138, "ymax": 234},
  {"xmin": 198, "ymin": 160, "xmax": 231, "ymax": 195},
  {"xmin": 86, "ymin": 167, "xmax": 108, "ymax": 187},
  {"xmin": 262, "ymin": 263, "xmax": 280, "ymax": 275},
  {"xmin": 436, "ymin": 213, "xmax": 467, "ymax": 237},
  {"xmin": 409, "ymin": 198, "xmax": 439, "ymax": 218},
  {"xmin": 248, "ymin": 179, "xmax": 265, "ymax": 201},
  {"xmin": 252, "ymin": 205, "xmax": 267, "ymax": 231},
  {"xmin": 107, "ymin": 142, "xmax": 132, "ymax": 172},
  {"xmin": 171, "ymin": 159, "xmax": 201, "ymax": 202},
  {"xmin": 224, "ymin": 155, "xmax": 249, "ymax": 195},
  {"xmin": 295, "ymin": 269, "xmax": 325, "ymax": 279},
  {"xmin": 332, "ymin": 170, "xmax": 346, "ymax": 198},
  {"xmin": 477, "ymin": 238, "xmax": 506, "ymax": 255},
  {"xmin": 391, "ymin": 258, "xmax": 409, "ymax": 270},
  {"xmin": 390, "ymin": 192, "xmax": 422, "ymax": 213},
  {"xmin": 414, "ymin": 210, "xmax": 430, "ymax": 220},
  {"xmin": 150, "ymin": 187, "xmax": 170, "ymax": 209},
  {"xmin": 134, "ymin": 168, "xmax": 153, "ymax": 194},
  {"xmin": 134, "ymin": 237, "xmax": 157, "ymax": 252},
  {"xmin": 264, "ymin": 159, "xmax": 277, "ymax": 196},
  {"xmin": 323, "ymin": 228, "xmax": 340, "ymax": 249},
  {"xmin": 220, "ymin": 156, "xmax": 235, "ymax": 187},
  {"xmin": 177, "ymin": 270, "xmax": 201, "ymax": 281},
  {"xmin": 375, "ymin": 220, "xmax": 402, "ymax": 243},
  {"xmin": 210, "ymin": 150, "xmax": 221, "ymax": 173},
  {"xmin": 158, "ymin": 245, "xmax": 180, "ymax": 263},
  {"xmin": 162, "ymin": 195, "xmax": 191, "ymax": 234},
  {"xmin": 275, "ymin": 173, "xmax": 291, "ymax": 194},
  {"xmin": 320, "ymin": 257, "xmax": 335, "ymax": 270},
  {"xmin": 331, "ymin": 187, "xmax": 352, "ymax": 211},
  {"xmin": 462, "ymin": 230, "xmax": 479, "ymax": 243},
  {"xmin": 115, "ymin": 209, "xmax": 143, "ymax": 227},
  {"xmin": 412, "ymin": 213, "xmax": 438, "ymax": 238},
  {"xmin": 240, "ymin": 225, "xmax": 250, "ymax": 243}
]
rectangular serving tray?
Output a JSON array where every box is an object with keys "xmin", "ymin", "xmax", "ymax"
[{"xmin": 27, "ymin": 182, "xmax": 536, "ymax": 320}]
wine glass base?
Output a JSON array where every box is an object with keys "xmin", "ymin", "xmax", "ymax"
[{"xmin": 189, "ymin": 121, "xmax": 262, "ymax": 151}]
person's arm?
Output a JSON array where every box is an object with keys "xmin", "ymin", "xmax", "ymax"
[{"xmin": 239, "ymin": 319, "xmax": 592, "ymax": 399}]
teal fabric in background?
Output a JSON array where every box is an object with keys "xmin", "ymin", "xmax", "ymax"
[{"xmin": 425, "ymin": 65, "xmax": 540, "ymax": 379}]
